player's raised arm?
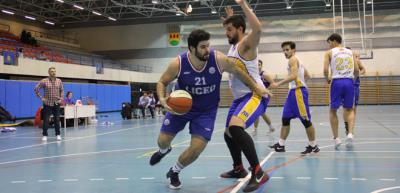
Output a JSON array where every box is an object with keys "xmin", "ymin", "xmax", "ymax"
[{"xmin": 236, "ymin": 0, "xmax": 262, "ymax": 54}]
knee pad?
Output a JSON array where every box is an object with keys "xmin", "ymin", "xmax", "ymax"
[
  {"xmin": 282, "ymin": 118, "xmax": 291, "ymax": 126},
  {"xmin": 301, "ymin": 119, "xmax": 312, "ymax": 128}
]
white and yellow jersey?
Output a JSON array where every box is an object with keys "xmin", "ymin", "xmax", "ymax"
[
  {"xmin": 288, "ymin": 56, "xmax": 307, "ymax": 89},
  {"xmin": 330, "ymin": 47, "xmax": 354, "ymax": 79},
  {"xmin": 227, "ymin": 44, "xmax": 264, "ymax": 99}
]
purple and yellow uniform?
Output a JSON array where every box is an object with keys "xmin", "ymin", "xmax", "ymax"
[{"xmin": 282, "ymin": 56, "xmax": 311, "ymax": 121}]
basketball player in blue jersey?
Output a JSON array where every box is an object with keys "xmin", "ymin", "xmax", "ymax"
[
  {"xmin": 253, "ymin": 59, "xmax": 276, "ymax": 135},
  {"xmin": 149, "ymin": 29, "xmax": 269, "ymax": 190},
  {"xmin": 269, "ymin": 41, "xmax": 320, "ymax": 155},
  {"xmin": 324, "ymin": 33, "xmax": 359, "ymax": 149},
  {"xmin": 219, "ymin": 0, "xmax": 271, "ymax": 192},
  {"xmin": 343, "ymin": 49, "xmax": 366, "ymax": 136}
]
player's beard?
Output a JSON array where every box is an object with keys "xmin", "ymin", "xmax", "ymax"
[
  {"xmin": 195, "ymin": 49, "xmax": 209, "ymax": 61},
  {"xmin": 228, "ymin": 33, "xmax": 239, "ymax": 45}
]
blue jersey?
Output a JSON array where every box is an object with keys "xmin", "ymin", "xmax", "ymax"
[
  {"xmin": 354, "ymin": 77, "xmax": 360, "ymax": 87},
  {"xmin": 176, "ymin": 50, "xmax": 222, "ymax": 111},
  {"xmin": 260, "ymin": 71, "xmax": 270, "ymax": 88}
]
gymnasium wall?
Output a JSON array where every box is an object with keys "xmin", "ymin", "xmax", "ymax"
[
  {"xmin": 64, "ymin": 10, "xmax": 400, "ymax": 76},
  {"xmin": 0, "ymin": 57, "xmax": 161, "ymax": 83},
  {"xmin": 0, "ymin": 18, "xmax": 48, "ymax": 36},
  {"xmin": 0, "ymin": 79, "xmax": 131, "ymax": 119}
]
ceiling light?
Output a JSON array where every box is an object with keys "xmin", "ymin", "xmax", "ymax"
[
  {"xmin": 176, "ymin": 12, "xmax": 182, "ymax": 16},
  {"xmin": 286, "ymin": 5, "xmax": 291, "ymax": 9},
  {"xmin": 73, "ymin": 4, "xmax": 84, "ymax": 10},
  {"xmin": 211, "ymin": 9, "xmax": 217, "ymax": 14},
  {"xmin": 1, "ymin": 10, "xmax": 14, "ymax": 15},
  {"xmin": 151, "ymin": 0, "xmax": 159, "ymax": 4},
  {"xmin": 326, "ymin": 3, "xmax": 331, "ymax": 7},
  {"xmin": 367, "ymin": 0, "xmax": 372, "ymax": 4},
  {"xmin": 92, "ymin": 11, "xmax": 101, "ymax": 16},
  {"xmin": 55, "ymin": 0, "xmax": 64, "ymax": 3},
  {"xmin": 25, "ymin": 16, "xmax": 36, "ymax": 20},
  {"xmin": 108, "ymin": 17, "xmax": 116, "ymax": 21},
  {"xmin": 45, "ymin": 21, "xmax": 55, "ymax": 25}
]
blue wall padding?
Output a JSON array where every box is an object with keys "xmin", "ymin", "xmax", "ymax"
[{"xmin": 1, "ymin": 79, "xmax": 131, "ymax": 118}]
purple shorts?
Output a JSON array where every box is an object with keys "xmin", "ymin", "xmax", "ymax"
[
  {"xmin": 330, "ymin": 78, "xmax": 355, "ymax": 109},
  {"xmin": 282, "ymin": 87, "xmax": 311, "ymax": 121},
  {"xmin": 225, "ymin": 92, "xmax": 270, "ymax": 128},
  {"xmin": 161, "ymin": 109, "xmax": 217, "ymax": 141}
]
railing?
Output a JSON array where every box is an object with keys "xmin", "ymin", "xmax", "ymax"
[
  {"xmin": 219, "ymin": 75, "xmax": 400, "ymax": 107},
  {"xmin": 25, "ymin": 29, "xmax": 79, "ymax": 45},
  {"xmin": 0, "ymin": 23, "xmax": 10, "ymax": 32},
  {"xmin": 0, "ymin": 42, "xmax": 152, "ymax": 72}
]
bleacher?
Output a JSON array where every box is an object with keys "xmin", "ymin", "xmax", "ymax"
[{"xmin": 0, "ymin": 30, "xmax": 72, "ymax": 63}]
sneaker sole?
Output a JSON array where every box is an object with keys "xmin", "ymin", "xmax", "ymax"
[
  {"xmin": 335, "ymin": 143, "xmax": 342, "ymax": 150},
  {"xmin": 168, "ymin": 184, "xmax": 182, "ymax": 190}
]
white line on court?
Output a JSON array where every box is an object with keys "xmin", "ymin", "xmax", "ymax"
[
  {"xmin": 230, "ymin": 151, "xmax": 274, "ymax": 193},
  {"xmin": 141, "ymin": 177, "xmax": 155, "ymax": 180},
  {"xmin": 64, "ymin": 179, "xmax": 79, "ymax": 182},
  {"xmin": 115, "ymin": 178, "xmax": 130, "ymax": 180},
  {"xmin": 11, "ymin": 181, "xmax": 26, "ymax": 183},
  {"xmin": 371, "ymin": 186, "xmax": 400, "ymax": 193},
  {"xmin": 379, "ymin": 178, "xmax": 396, "ymax": 181},
  {"xmin": 38, "ymin": 179, "xmax": 52, "ymax": 182},
  {"xmin": 324, "ymin": 177, "xmax": 339, "ymax": 180},
  {"xmin": 352, "ymin": 178, "xmax": 367, "ymax": 181},
  {"xmin": 192, "ymin": 177, "xmax": 207, "ymax": 179},
  {"xmin": 297, "ymin": 177, "xmax": 311, "ymax": 180},
  {"xmin": 0, "ymin": 146, "xmax": 157, "ymax": 166},
  {"xmin": 0, "ymin": 123, "xmax": 159, "ymax": 153},
  {"xmin": 271, "ymin": 177, "xmax": 284, "ymax": 180},
  {"xmin": 89, "ymin": 178, "xmax": 104, "ymax": 181}
]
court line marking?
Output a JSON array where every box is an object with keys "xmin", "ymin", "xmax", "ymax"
[
  {"xmin": 115, "ymin": 178, "xmax": 130, "ymax": 180},
  {"xmin": 297, "ymin": 177, "xmax": 311, "ymax": 180},
  {"xmin": 229, "ymin": 151, "xmax": 274, "ymax": 193},
  {"xmin": 64, "ymin": 179, "xmax": 78, "ymax": 182},
  {"xmin": 192, "ymin": 177, "xmax": 207, "ymax": 179},
  {"xmin": 141, "ymin": 177, "xmax": 155, "ymax": 180},
  {"xmin": 371, "ymin": 186, "xmax": 400, "ymax": 193},
  {"xmin": 324, "ymin": 178, "xmax": 339, "ymax": 180},
  {"xmin": 38, "ymin": 179, "xmax": 52, "ymax": 182},
  {"xmin": 0, "ymin": 123, "xmax": 159, "ymax": 153},
  {"xmin": 217, "ymin": 140, "xmax": 400, "ymax": 193},
  {"xmin": 11, "ymin": 181, "xmax": 26, "ymax": 183},
  {"xmin": 89, "ymin": 178, "xmax": 104, "ymax": 181},
  {"xmin": 352, "ymin": 178, "xmax": 367, "ymax": 181},
  {"xmin": 137, "ymin": 122, "xmax": 227, "ymax": 158},
  {"xmin": 271, "ymin": 177, "xmax": 284, "ymax": 180},
  {"xmin": 379, "ymin": 179, "xmax": 396, "ymax": 181},
  {"xmin": 0, "ymin": 146, "xmax": 157, "ymax": 166}
]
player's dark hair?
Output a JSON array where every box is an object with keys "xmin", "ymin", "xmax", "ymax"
[
  {"xmin": 187, "ymin": 29, "xmax": 210, "ymax": 51},
  {"xmin": 327, "ymin": 33, "xmax": 342, "ymax": 44},
  {"xmin": 281, "ymin": 41, "xmax": 296, "ymax": 49},
  {"xmin": 223, "ymin": 15, "xmax": 246, "ymax": 33}
]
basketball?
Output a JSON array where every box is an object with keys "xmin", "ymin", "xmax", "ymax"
[{"xmin": 167, "ymin": 90, "xmax": 192, "ymax": 114}]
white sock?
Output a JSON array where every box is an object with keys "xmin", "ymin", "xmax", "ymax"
[
  {"xmin": 309, "ymin": 141, "xmax": 316, "ymax": 147},
  {"xmin": 159, "ymin": 148, "xmax": 169, "ymax": 154},
  {"xmin": 172, "ymin": 162, "xmax": 184, "ymax": 173},
  {"xmin": 278, "ymin": 139, "xmax": 286, "ymax": 146}
]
